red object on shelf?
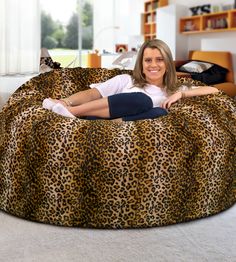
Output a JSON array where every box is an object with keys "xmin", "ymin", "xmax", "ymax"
[{"xmin": 115, "ymin": 44, "xmax": 128, "ymax": 53}]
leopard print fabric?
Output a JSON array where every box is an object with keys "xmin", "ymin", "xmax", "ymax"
[
  {"xmin": 0, "ymin": 68, "xmax": 235, "ymax": 228},
  {"xmin": 40, "ymin": 56, "xmax": 61, "ymax": 69}
]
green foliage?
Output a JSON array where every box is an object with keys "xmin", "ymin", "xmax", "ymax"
[
  {"xmin": 82, "ymin": 2, "xmax": 93, "ymax": 27},
  {"xmin": 41, "ymin": 0, "xmax": 93, "ymax": 50},
  {"xmin": 52, "ymin": 26, "xmax": 66, "ymax": 48},
  {"xmin": 41, "ymin": 11, "xmax": 61, "ymax": 48},
  {"xmin": 63, "ymin": 13, "xmax": 79, "ymax": 49},
  {"xmin": 82, "ymin": 25, "xmax": 93, "ymax": 49},
  {"xmin": 81, "ymin": 1, "xmax": 93, "ymax": 49},
  {"xmin": 43, "ymin": 36, "xmax": 58, "ymax": 49},
  {"xmin": 41, "ymin": 12, "xmax": 56, "ymax": 40}
]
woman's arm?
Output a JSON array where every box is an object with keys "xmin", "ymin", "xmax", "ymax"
[
  {"xmin": 60, "ymin": 74, "xmax": 130, "ymax": 107},
  {"xmin": 161, "ymin": 86, "xmax": 219, "ymax": 109}
]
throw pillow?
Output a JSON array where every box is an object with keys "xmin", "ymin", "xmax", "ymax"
[
  {"xmin": 190, "ymin": 64, "xmax": 228, "ymax": 85},
  {"xmin": 179, "ymin": 60, "xmax": 214, "ymax": 73}
]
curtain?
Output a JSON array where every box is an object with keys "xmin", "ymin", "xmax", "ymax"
[{"xmin": 0, "ymin": 0, "xmax": 40, "ymax": 75}]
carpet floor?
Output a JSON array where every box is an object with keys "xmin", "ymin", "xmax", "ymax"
[{"xmin": 0, "ymin": 204, "xmax": 236, "ymax": 262}]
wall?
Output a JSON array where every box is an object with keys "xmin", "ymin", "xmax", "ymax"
[
  {"xmin": 93, "ymin": 0, "xmax": 143, "ymax": 53},
  {"xmin": 0, "ymin": 75, "xmax": 34, "ymax": 109},
  {"xmin": 93, "ymin": 0, "xmax": 115, "ymax": 52},
  {"xmin": 156, "ymin": 4, "xmax": 189, "ymax": 60},
  {"xmin": 169, "ymin": 0, "xmax": 234, "ymax": 13},
  {"xmin": 169, "ymin": 0, "xmax": 236, "ymax": 82}
]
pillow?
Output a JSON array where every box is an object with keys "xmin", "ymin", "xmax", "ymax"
[
  {"xmin": 190, "ymin": 64, "xmax": 228, "ymax": 85},
  {"xmin": 177, "ymin": 60, "xmax": 229, "ymax": 85},
  {"xmin": 179, "ymin": 60, "xmax": 214, "ymax": 73}
]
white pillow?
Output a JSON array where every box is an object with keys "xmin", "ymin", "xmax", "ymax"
[{"xmin": 179, "ymin": 61, "xmax": 214, "ymax": 73}]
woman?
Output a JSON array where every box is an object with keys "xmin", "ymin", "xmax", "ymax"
[{"xmin": 43, "ymin": 39, "xmax": 219, "ymax": 120}]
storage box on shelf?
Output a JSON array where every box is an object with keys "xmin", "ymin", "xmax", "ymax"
[
  {"xmin": 180, "ymin": 9, "xmax": 236, "ymax": 34},
  {"xmin": 143, "ymin": 0, "xmax": 168, "ymax": 41}
]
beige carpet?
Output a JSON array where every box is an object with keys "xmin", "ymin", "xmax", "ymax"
[{"xmin": 0, "ymin": 204, "xmax": 236, "ymax": 262}]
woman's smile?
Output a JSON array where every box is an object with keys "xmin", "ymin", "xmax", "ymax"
[{"xmin": 142, "ymin": 48, "xmax": 166, "ymax": 86}]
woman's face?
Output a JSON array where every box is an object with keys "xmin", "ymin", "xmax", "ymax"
[{"xmin": 142, "ymin": 47, "xmax": 166, "ymax": 87}]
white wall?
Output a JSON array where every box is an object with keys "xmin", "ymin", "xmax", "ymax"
[
  {"xmin": 169, "ymin": 0, "xmax": 234, "ymax": 12},
  {"xmin": 0, "ymin": 75, "xmax": 34, "ymax": 109},
  {"xmin": 93, "ymin": 0, "xmax": 115, "ymax": 52},
  {"xmin": 93, "ymin": 0, "xmax": 144, "ymax": 53},
  {"xmin": 156, "ymin": 4, "xmax": 188, "ymax": 60}
]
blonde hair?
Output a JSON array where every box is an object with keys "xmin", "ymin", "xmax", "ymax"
[{"xmin": 132, "ymin": 39, "xmax": 178, "ymax": 94}]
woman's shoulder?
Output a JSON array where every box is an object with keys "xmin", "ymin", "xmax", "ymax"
[
  {"xmin": 115, "ymin": 74, "xmax": 133, "ymax": 84},
  {"xmin": 118, "ymin": 74, "xmax": 132, "ymax": 79}
]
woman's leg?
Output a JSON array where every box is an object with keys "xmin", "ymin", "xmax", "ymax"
[
  {"xmin": 43, "ymin": 88, "xmax": 102, "ymax": 110},
  {"xmin": 84, "ymin": 92, "xmax": 153, "ymax": 119},
  {"xmin": 69, "ymin": 97, "xmax": 110, "ymax": 118},
  {"xmin": 68, "ymin": 92, "xmax": 153, "ymax": 118},
  {"xmin": 51, "ymin": 92, "xmax": 153, "ymax": 119},
  {"xmin": 86, "ymin": 107, "xmax": 167, "ymax": 121},
  {"xmin": 122, "ymin": 107, "xmax": 168, "ymax": 121}
]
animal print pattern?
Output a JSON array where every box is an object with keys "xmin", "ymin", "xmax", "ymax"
[
  {"xmin": 40, "ymin": 56, "xmax": 61, "ymax": 69},
  {"xmin": 0, "ymin": 67, "xmax": 235, "ymax": 228}
]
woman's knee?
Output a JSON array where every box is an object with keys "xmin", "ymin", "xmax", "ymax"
[
  {"xmin": 108, "ymin": 92, "xmax": 153, "ymax": 118},
  {"xmin": 130, "ymin": 92, "xmax": 153, "ymax": 111}
]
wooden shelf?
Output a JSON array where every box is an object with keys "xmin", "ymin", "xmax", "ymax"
[
  {"xmin": 180, "ymin": 9, "xmax": 236, "ymax": 34},
  {"xmin": 143, "ymin": 0, "xmax": 168, "ymax": 41}
]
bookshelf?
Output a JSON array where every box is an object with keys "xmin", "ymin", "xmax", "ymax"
[
  {"xmin": 179, "ymin": 9, "xmax": 236, "ymax": 34},
  {"xmin": 143, "ymin": 0, "xmax": 168, "ymax": 41}
]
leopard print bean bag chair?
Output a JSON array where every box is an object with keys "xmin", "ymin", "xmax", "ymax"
[{"xmin": 0, "ymin": 67, "xmax": 235, "ymax": 228}]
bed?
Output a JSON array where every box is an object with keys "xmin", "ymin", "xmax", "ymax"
[
  {"xmin": 176, "ymin": 50, "xmax": 236, "ymax": 98},
  {"xmin": 0, "ymin": 67, "xmax": 236, "ymax": 228}
]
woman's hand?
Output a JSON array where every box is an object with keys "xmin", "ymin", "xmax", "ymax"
[
  {"xmin": 161, "ymin": 86, "xmax": 219, "ymax": 109},
  {"xmin": 161, "ymin": 91, "xmax": 183, "ymax": 109}
]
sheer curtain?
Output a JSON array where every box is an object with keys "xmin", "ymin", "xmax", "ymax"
[{"xmin": 0, "ymin": 0, "xmax": 40, "ymax": 75}]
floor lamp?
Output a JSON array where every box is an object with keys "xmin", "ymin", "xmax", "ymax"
[{"xmin": 93, "ymin": 26, "xmax": 120, "ymax": 52}]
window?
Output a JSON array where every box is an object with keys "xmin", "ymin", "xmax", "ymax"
[{"xmin": 40, "ymin": 0, "xmax": 93, "ymax": 67}]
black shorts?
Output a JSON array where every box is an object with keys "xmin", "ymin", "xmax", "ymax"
[
  {"xmin": 108, "ymin": 92, "xmax": 153, "ymax": 118},
  {"xmin": 86, "ymin": 92, "xmax": 168, "ymax": 121}
]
